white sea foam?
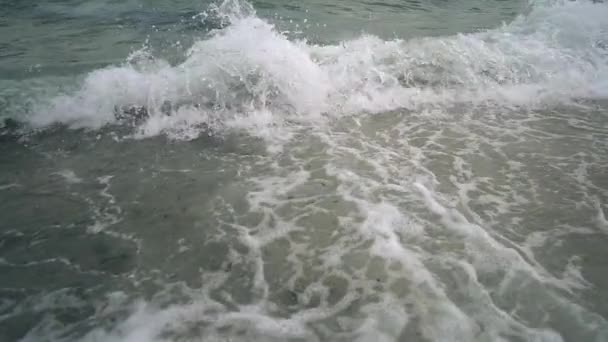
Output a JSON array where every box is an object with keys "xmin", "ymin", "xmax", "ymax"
[
  {"xmin": 23, "ymin": 0, "xmax": 608, "ymax": 142},
  {"xmin": 0, "ymin": 183, "xmax": 21, "ymax": 190},
  {"xmin": 87, "ymin": 175, "xmax": 122, "ymax": 234},
  {"xmin": 52, "ymin": 169, "xmax": 83, "ymax": 184},
  {"xmin": 13, "ymin": 1, "xmax": 608, "ymax": 342}
]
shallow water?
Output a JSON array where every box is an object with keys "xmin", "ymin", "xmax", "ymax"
[{"xmin": 1, "ymin": 0, "xmax": 608, "ymax": 341}]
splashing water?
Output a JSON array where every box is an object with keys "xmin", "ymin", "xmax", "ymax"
[
  {"xmin": 2, "ymin": 1, "xmax": 608, "ymax": 342},
  {"xmin": 12, "ymin": 0, "xmax": 605, "ymax": 139}
]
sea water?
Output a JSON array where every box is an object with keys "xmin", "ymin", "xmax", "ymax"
[{"xmin": 1, "ymin": 0, "xmax": 608, "ymax": 341}]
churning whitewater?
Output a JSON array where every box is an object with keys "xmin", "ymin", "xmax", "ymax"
[
  {"xmin": 1, "ymin": 0, "xmax": 608, "ymax": 341},
  {"xmin": 13, "ymin": 0, "xmax": 608, "ymax": 138}
]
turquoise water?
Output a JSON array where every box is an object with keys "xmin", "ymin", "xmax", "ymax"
[{"xmin": 1, "ymin": 0, "xmax": 608, "ymax": 341}]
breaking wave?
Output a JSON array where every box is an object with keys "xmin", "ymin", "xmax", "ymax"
[{"xmin": 8, "ymin": 0, "xmax": 603, "ymax": 140}]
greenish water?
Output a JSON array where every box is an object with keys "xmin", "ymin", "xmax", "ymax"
[{"xmin": 1, "ymin": 0, "xmax": 608, "ymax": 341}]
